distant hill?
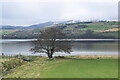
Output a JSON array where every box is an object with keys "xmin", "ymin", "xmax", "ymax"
[
  {"xmin": 0, "ymin": 21, "xmax": 54, "ymax": 30},
  {"xmin": 0, "ymin": 25, "xmax": 25, "ymax": 29},
  {"xmin": 0, "ymin": 20, "xmax": 99, "ymax": 30},
  {"xmin": 0, "ymin": 20, "xmax": 93, "ymax": 30},
  {"xmin": 1, "ymin": 21, "xmax": 119, "ymax": 39},
  {"xmin": 27, "ymin": 21, "xmax": 54, "ymax": 29}
]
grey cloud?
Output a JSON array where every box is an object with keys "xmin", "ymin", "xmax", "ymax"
[{"xmin": 1, "ymin": 1, "xmax": 118, "ymax": 26}]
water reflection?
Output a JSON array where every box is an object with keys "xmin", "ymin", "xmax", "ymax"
[{"xmin": 0, "ymin": 40, "xmax": 118, "ymax": 56}]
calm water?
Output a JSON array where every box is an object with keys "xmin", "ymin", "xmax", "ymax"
[{"xmin": 0, "ymin": 39, "xmax": 119, "ymax": 56}]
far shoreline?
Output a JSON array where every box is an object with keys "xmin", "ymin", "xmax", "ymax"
[{"xmin": 0, "ymin": 39, "xmax": 119, "ymax": 42}]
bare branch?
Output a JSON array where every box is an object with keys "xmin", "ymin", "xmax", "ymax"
[{"xmin": 30, "ymin": 28, "xmax": 72, "ymax": 59}]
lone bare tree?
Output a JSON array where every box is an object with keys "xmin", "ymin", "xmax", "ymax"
[{"xmin": 30, "ymin": 28, "xmax": 72, "ymax": 59}]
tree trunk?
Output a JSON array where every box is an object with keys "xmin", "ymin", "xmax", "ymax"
[
  {"xmin": 48, "ymin": 53, "xmax": 53, "ymax": 59},
  {"xmin": 47, "ymin": 50, "xmax": 54, "ymax": 59},
  {"xmin": 47, "ymin": 52, "xmax": 53, "ymax": 59}
]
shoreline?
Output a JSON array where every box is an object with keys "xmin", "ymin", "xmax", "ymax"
[
  {"xmin": 0, "ymin": 55, "xmax": 118, "ymax": 60},
  {"xmin": 0, "ymin": 39, "xmax": 119, "ymax": 42}
]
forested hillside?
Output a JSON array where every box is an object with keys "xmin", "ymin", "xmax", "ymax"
[{"xmin": 1, "ymin": 21, "xmax": 119, "ymax": 39}]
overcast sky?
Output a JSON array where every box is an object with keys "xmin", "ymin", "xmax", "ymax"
[{"xmin": 0, "ymin": 0, "xmax": 119, "ymax": 26}]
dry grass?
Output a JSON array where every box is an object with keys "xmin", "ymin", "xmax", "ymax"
[
  {"xmin": 0, "ymin": 58, "xmax": 14, "ymax": 63},
  {"xmin": 96, "ymin": 28, "xmax": 120, "ymax": 32},
  {"xmin": 67, "ymin": 55, "xmax": 118, "ymax": 59}
]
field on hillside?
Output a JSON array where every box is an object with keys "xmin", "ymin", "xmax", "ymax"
[
  {"xmin": 1, "ymin": 21, "xmax": 119, "ymax": 39},
  {"xmin": 3, "ymin": 57, "xmax": 118, "ymax": 78},
  {"xmin": 0, "ymin": 30, "xmax": 19, "ymax": 35},
  {"xmin": 64, "ymin": 22, "xmax": 118, "ymax": 31}
]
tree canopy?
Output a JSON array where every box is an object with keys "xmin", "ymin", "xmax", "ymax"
[{"xmin": 31, "ymin": 28, "xmax": 72, "ymax": 59}]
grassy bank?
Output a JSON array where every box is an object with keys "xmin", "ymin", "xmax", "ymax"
[
  {"xmin": 45, "ymin": 59, "xmax": 118, "ymax": 78},
  {"xmin": 2, "ymin": 56, "xmax": 118, "ymax": 78}
]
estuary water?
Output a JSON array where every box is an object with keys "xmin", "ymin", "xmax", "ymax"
[{"xmin": 0, "ymin": 39, "xmax": 119, "ymax": 56}]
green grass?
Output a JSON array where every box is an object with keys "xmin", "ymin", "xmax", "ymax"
[
  {"xmin": 80, "ymin": 25, "xmax": 116, "ymax": 31},
  {"xmin": 64, "ymin": 22, "xmax": 118, "ymax": 31},
  {"xmin": 0, "ymin": 30, "xmax": 17, "ymax": 35},
  {"xmin": 4, "ymin": 57, "xmax": 118, "ymax": 78},
  {"xmin": 45, "ymin": 59, "xmax": 118, "ymax": 78}
]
